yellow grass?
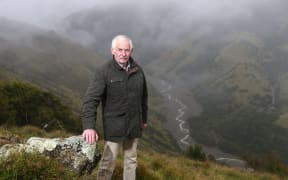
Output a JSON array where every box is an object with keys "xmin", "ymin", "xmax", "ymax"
[
  {"xmin": 88, "ymin": 141, "xmax": 281, "ymax": 180},
  {"xmin": 0, "ymin": 127, "xmax": 282, "ymax": 180}
]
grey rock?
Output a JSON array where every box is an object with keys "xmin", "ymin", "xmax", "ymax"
[{"xmin": 0, "ymin": 135, "xmax": 101, "ymax": 175}]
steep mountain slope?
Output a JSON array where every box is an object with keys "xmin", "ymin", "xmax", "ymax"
[
  {"xmin": 146, "ymin": 17, "xmax": 288, "ymax": 162},
  {"xmin": 0, "ymin": 17, "xmax": 106, "ymax": 110}
]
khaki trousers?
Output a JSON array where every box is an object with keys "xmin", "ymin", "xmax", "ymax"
[{"xmin": 97, "ymin": 138, "xmax": 138, "ymax": 180}]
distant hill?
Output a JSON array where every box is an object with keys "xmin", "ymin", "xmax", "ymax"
[{"xmin": 146, "ymin": 13, "xmax": 288, "ymax": 162}]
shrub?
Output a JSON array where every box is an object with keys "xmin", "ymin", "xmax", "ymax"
[
  {"xmin": 0, "ymin": 151, "xmax": 75, "ymax": 180},
  {"xmin": 243, "ymin": 152, "xmax": 288, "ymax": 177},
  {"xmin": 185, "ymin": 144, "xmax": 207, "ymax": 161},
  {"xmin": 0, "ymin": 80, "xmax": 79, "ymax": 133}
]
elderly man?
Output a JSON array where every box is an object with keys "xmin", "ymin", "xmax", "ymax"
[{"xmin": 82, "ymin": 35, "xmax": 148, "ymax": 180}]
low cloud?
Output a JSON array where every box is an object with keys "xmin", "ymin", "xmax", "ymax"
[
  {"xmin": 0, "ymin": 0, "xmax": 98, "ymax": 28},
  {"xmin": 0, "ymin": 0, "xmax": 281, "ymax": 29}
]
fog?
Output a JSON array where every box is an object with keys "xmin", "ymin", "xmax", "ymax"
[
  {"xmin": 0, "ymin": 0, "xmax": 280, "ymax": 29},
  {"xmin": 0, "ymin": 0, "xmax": 286, "ymax": 61},
  {"xmin": 0, "ymin": 0, "xmax": 99, "ymax": 28}
]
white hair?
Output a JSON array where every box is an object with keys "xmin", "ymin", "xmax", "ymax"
[{"xmin": 111, "ymin": 35, "xmax": 133, "ymax": 50}]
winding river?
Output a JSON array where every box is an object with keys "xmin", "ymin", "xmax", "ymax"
[
  {"xmin": 159, "ymin": 80, "xmax": 194, "ymax": 149},
  {"xmin": 158, "ymin": 79, "xmax": 243, "ymax": 159}
]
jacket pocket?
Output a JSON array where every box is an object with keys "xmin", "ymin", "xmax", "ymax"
[
  {"xmin": 110, "ymin": 78, "xmax": 123, "ymax": 83},
  {"xmin": 104, "ymin": 112, "xmax": 127, "ymax": 137},
  {"xmin": 108, "ymin": 78, "xmax": 125, "ymax": 97}
]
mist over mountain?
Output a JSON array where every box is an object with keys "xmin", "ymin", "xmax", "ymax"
[
  {"xmin": 1, "ymin": 0, "xmax": 288, "ymax": 163},
  {"xmin": 58, "ymin": 0, "xmax": 288, "ymax": 162},
  {"xmin": 0, "ymin": 17, "xmax": 106, "ymax": 110},
  {"xmin": 0, "ymin": 0, "xmax": 99, "ymax": 29},
  {"xmin": 59, "ymin": 0, "xmax": 287, "ymax": 61}
]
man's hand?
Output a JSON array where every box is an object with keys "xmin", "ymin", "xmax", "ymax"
[
  {"xmin": 82, "ymin": 129, "xmax": 98, "ymax": 144},
  {"xmin": 142, "ymin": 123, "xmax": 148, "ymax": 129}
]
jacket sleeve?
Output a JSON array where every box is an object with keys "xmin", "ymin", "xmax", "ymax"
[
  {"xmin": 142, "ymin": 73, "xmax": 148, "ymax": 123},
  {"xmin": 81, "ymin": 67, "xmax": 106, "ymax": 130}
]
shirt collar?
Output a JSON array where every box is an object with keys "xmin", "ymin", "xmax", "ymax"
[{"xmin": 116, "ymin": 61, "xmax": 130, "ymax": 72}]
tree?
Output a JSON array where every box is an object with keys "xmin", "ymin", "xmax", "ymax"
[{"xmin": 186, "ymin": 144, "xmax": 207, "ymax": 161}]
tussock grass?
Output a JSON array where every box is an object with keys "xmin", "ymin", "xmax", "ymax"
[
  {"xmin": 97, "ymin": 143, "xmax": 281, "ymax": 180},
  {"xmin": 0, "ymin": 151, "xmax": 76, "ymax": 180},
  {"xmin": 0, "ymin": 128, "xmax": 282, "ymax": 180},
  {"xmin": 134, "ymin": 150, "xmax": 280, "ymax": 180}
]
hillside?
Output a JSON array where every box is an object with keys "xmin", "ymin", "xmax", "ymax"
[
  {"xmin": 0, "ymin": 126, "xmax": 283, "ymax": 180},
  {"xmin": 0, "ymin": 17, "xmax": 106, "ymax": 111},
  {"xmin": 0, "ymin": 80, "xmax": 81, "ymax": 132},
  {"xmin": 146, "ymin": 11, "xmax": 288, "ymax": 163}
]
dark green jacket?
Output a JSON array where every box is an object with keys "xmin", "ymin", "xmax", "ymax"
[{"xmin": 82, "ymin": 57, "xmax": 148, "ymax": 142}]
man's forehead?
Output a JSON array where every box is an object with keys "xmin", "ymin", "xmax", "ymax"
[{"xmin": 116, "ymin": 40, "xmax": 130, "ymax": 48}]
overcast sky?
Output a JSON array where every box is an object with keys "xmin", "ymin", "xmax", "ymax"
[
  {"xmin": 0, "ymin": 0, "xmax": 278, "ymax": 29},
  {"xmin": 0, "ymin": 0, "xmax": 99, "ymax": 28}
]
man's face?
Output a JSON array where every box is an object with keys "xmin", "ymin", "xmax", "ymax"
[{"xmin": 111, "ymin": 38, "xmax": 132, "ymax": 65}]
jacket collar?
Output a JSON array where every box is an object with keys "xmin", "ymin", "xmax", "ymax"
[{"xmin": 112, "ymin": 57, "xmax": 139, "ymax": 73}]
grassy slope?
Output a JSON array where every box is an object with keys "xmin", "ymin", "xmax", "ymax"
[{"xmin": 0, "ymin": 126, "xmax": 281, "ymax": 180}]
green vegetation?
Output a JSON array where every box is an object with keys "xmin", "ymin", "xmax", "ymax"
[
  {"xmin": 0, "ymin": 126, "xmax": 282, "ymax": 179},
  {"xmin": 179, "ymin": 37, "xmax": 288, "ymax": 165},
  {"xmin": 185, "ymin": 144, "xmax": 207, "ymax": 161},
  {"xmin": 190, "ymin": 91, "xmax": 288, "ymax": 166},
  {"xmin": 0, "ymin": 80, "xmax": 80, "ymax": 132},
  {"xmin": 243, "ymin": 152, "xmax": 288, "ymax": 177},
  {"xmin": 0, "ymin": 151, "xmax": 75, "ymax": 180}
]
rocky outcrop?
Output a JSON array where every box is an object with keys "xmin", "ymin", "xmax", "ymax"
[{"xmin": 0, "ymin": 136, "xmax": 101, "ymax": 175}]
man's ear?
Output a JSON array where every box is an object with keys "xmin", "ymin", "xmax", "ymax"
[{"xmin": 111, "ymin": 48, "xmax": 114, "ymax": 55}]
